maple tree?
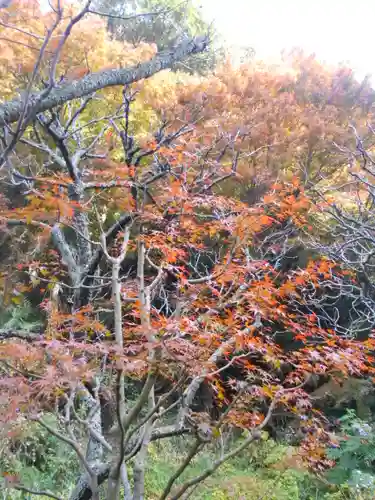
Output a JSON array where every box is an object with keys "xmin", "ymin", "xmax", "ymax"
[{"xmin": 1, "ymin": 1, "xmax": 375, "ymax": 499}]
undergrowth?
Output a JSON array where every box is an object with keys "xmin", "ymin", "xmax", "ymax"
[{"xmin": 1, "ymin": 413, "xmax": 374, "ymax": 499}]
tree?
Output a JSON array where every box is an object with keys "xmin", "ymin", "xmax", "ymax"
[{"xmin": 0, "ymin": 2, "xmax": 375, "ymax": 500}]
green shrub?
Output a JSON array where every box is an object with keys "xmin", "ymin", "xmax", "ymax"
[{"xmin": 326, "ymin": 409, "xmax": 375, "ymax": 491}]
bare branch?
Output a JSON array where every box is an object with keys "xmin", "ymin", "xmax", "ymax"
[
  {"xmin": 35, "ymin": 417, "xmax": 94, "ymax": 480},
  {"xmin": 88, "ymin": 6, "xmax": 171, "ymax": 22},
  {"xmin": 159, "ymin": 439, "xmax": 203, "ymax": 500},
  {"xmin": 0, "ymin": 21, "xmax": 45, "ymax": 40},
  {"xmin": 76, "ymin": 213, "xmax": 137, "ymax": 306},
  {"xmin": 0, "ymin": 329, "xmax": 41, "ymax": 341},
  {"xmin": 13, "ymin": 485, "xmax": 62, "ymax": 500}
]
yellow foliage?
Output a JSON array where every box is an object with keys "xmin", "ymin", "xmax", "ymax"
[{"xmin": 0, "ymin": 0, "xmax": 157, "ymax": 101}]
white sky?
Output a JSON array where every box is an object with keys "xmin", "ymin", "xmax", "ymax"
[
  {"xmin": 37, "ymin": 0, "xmax": 375, "ymax": 80},
  {"xmin": 196, "ymin": 0, "xmax": 375, "ymax": 80}
]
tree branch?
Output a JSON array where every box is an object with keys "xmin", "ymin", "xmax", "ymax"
[
  {"xmin": 0, "ymin": 36, "xmax": 209, "ymax": 127},
  {"xmin": 0, "ymin": 329, "xmax": 41, "ymax": 341},
  {"xmin": 159, "ymin": 439, "xmax": 202, "ymax": 500},
  {"xmin": 75, "ymin": 213, "xmax": 135, "ymax": 306},
  {"xmin": 13, "ymin": 485, "xmax": 62, "ymax": 500}
]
